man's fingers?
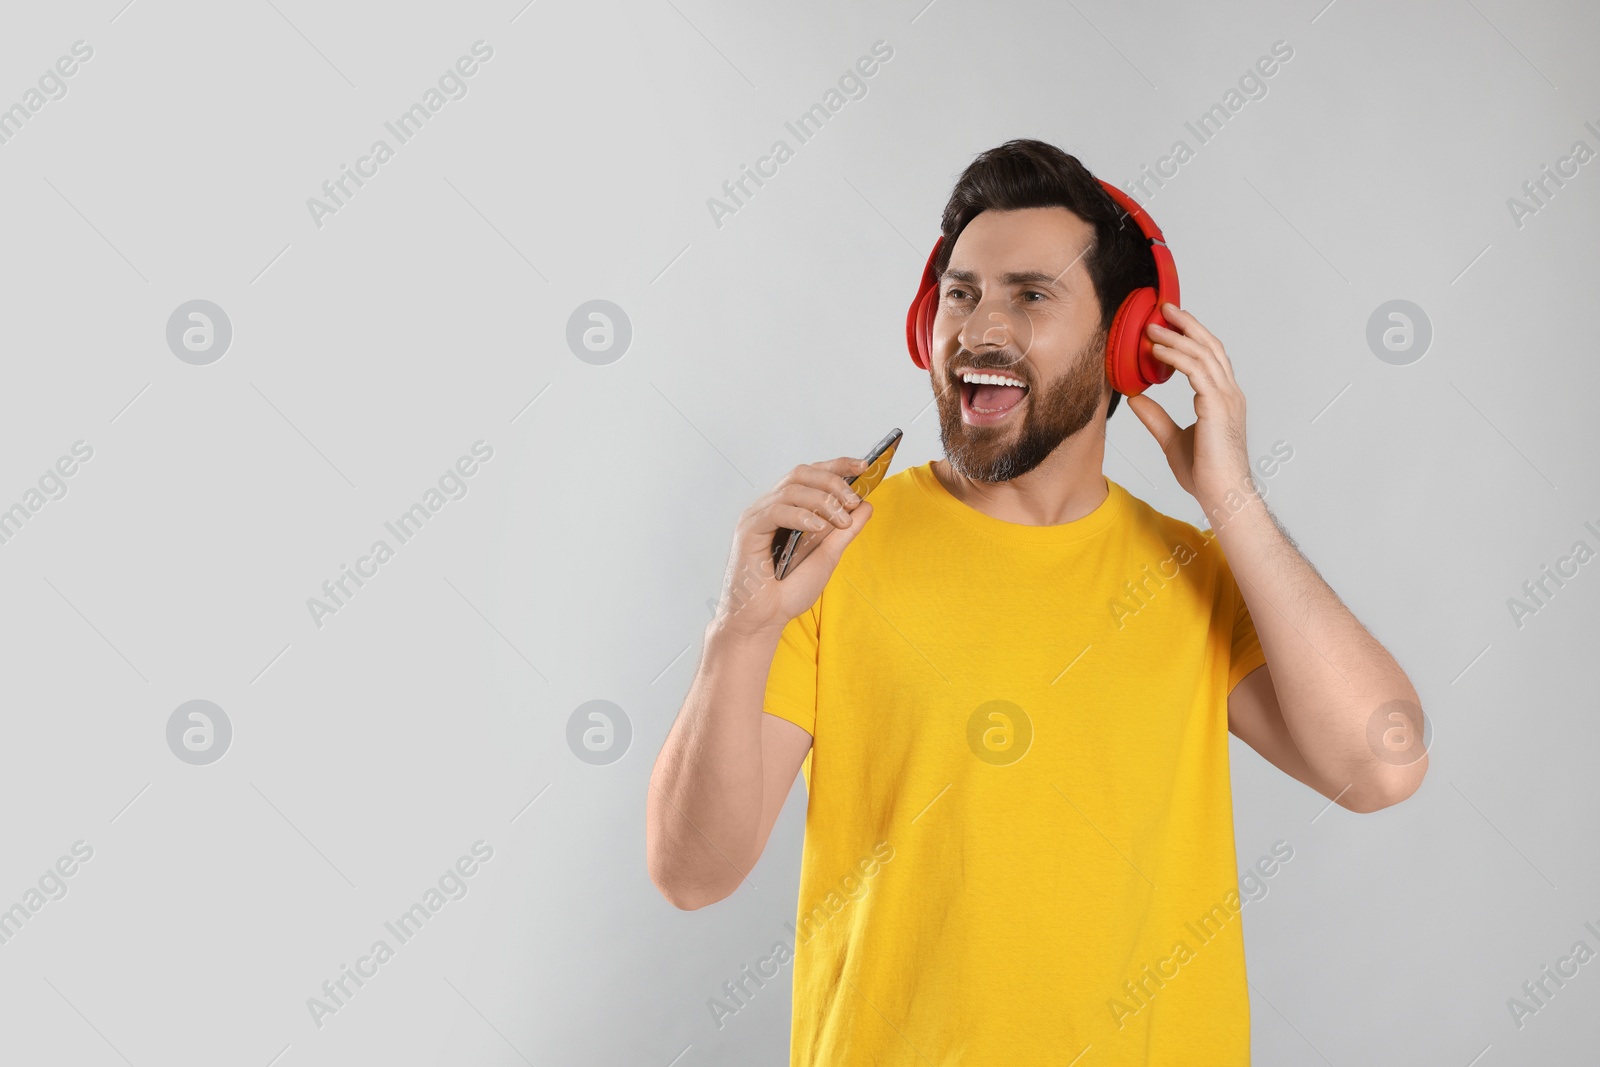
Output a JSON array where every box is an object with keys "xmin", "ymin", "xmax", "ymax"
[
  {"xmin": 824, "ymin": 455, "xmax": 871, "ymax": 474},
  {"xmin": 1147, "ymin": 324, "xmax": 1217, "ymax": 382},
  {"xmin": 768, "ymin": 502, "xmax": 833, "ymax": 535},
  {"xmin": 1162, "ymin": 303, "xmax": 1220, "ymax": 349},
  {"xmin": 775, "ymin": 484, "xmax": 856, "ymax": 528},
  {"xmin": 1127, "ymin": 394, "xmax": 1181, "ymax": 448},
  {"xmin": 1161, "ymin": 303, "xmax": 1235, "ymax": 382},
  {"xmin": 781, "ymin": 459, "xmax": 868, "ymax": 505},
  {"xmin": 815, "ymin": 501, "xmax": 871, "ymax": 561}
]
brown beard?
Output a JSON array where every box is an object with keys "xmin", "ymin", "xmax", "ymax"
[{"xmin": 936, "ymin": 325, "xmax": 1108, "ymax": 483}]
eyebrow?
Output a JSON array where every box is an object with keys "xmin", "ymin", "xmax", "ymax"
[{"xmin": 941, "ymin": 268, "xmax": 1069, "ymax": 288}]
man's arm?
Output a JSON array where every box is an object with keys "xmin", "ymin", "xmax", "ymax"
[
  {"xmin": 646, "ymin": 620, "xmax": 812, "ymax": 910},
  {"xmin": 1227, "ymin": 664, "xmax": 1333, "ymax": 797},
  {"xmin": 1218, "ymin": 502, "xmax": 1428, "ymax": 813},
  {"xmin": 1126, "ymin": 303, "xmax": 1427, "ymax": 814},
  {"xmin": 645, "ymin": 456, "xmax": 872, "ymax": 910}
]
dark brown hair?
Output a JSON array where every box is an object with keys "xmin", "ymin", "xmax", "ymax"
[{"xmin": 935, "ymin": 139, "xmax": 1156, "ymax": 419}]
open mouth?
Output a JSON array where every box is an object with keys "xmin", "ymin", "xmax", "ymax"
[{"xmin": 959, "ymin": 373, "xmax": 1029, "ymax": 426}]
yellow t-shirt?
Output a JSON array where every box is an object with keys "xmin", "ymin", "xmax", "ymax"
[{"xmin": 762, "ymin": 460, "xmax": 1267, "ymax": 1066}]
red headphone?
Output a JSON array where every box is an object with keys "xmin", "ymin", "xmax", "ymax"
[{"xmin": 904, "ymin": 178, "xmax": 1179, "ymax": 397}]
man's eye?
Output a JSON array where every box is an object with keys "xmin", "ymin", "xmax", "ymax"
[
  {"xmin": 1022, "ymin": 290, "xmax": 1045, "ymax": 302},
  {"xmin": 946, "ymin": 288, "xmax": 972, "ymax": 301}
]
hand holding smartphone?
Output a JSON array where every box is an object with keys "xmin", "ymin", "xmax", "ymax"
[{"xmin": 770, "ymin": 428, "xmax": 901, "ymax": 580}]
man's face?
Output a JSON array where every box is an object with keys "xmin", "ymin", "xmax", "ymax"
[{"xmin": 930, "ymin": 206, "xmax": 1109, "ymax": 483}]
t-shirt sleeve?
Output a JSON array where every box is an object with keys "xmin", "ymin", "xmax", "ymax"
[
  {"xmin": 1220, "ymin": 548, "xmax": 1268, "ymax": 694},
  {"xmin": 762, "ymin": 603, "xmax": 820, "ymax": 736}
]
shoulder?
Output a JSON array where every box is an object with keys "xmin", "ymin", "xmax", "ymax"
[
  {"xmin": 811, "ymin": 465, "xmax": 922, "ymax": 599},
  {"xmin": 867, "ymin": 464, "xmax": 925, "ymax": 510},
  {"xmin": 1115, "ymin": 484, "xmax": 1219, "ymax": 568},
  {"xmin": 1115, "ymin": 490, "xmax": 1245, "ymax": 631},
  {"xmin": 845, "ymin": 464, "xmax": 931, "ymax": 539}
]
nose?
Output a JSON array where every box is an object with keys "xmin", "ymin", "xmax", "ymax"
[{"xmin": 958, "ymin": 294, "xmax": 1032, "ymax": 366}]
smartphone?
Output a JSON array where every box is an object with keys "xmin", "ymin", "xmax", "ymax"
[{"xmin": 771, "ymin": 428, "xmax": 902, "ymax": 580}]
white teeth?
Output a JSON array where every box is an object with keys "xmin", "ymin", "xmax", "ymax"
[{"xmin": 959, "ymin": 371, "xmax": 1027, "ymax": 388}]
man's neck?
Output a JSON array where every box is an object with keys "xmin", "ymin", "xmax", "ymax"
[{"xmin": 931, "ymin": 424, "xmax": 1110, "ymax": 528}]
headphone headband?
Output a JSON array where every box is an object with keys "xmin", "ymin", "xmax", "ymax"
[{"xmin": 1096, "ymin": 180, "xmax": 1178, "ymax": 319}]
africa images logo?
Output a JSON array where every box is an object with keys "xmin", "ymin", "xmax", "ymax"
[
  {"xmin": 705, "ymin": 841, "xmax": 894, "ymax": 1030},
  {"xmin": 305, "ymin": 41, "xmax": 495, "ymax": 230},
  {"xmin": 305, "ymin": 841, "xmax": 494, "ymax": 1029},
  {"xmin": 1108, "ymin": 840, "xmax": 1295, "ymax": 1031},
  {"xmin": 705, "ymin": 40, "xmax": 894, "ymax": 229}
]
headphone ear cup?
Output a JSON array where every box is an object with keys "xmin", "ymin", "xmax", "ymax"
[
  {"xmin": 1138, "ymin": 322, "xmax": 1176, "ymax": 391},
  {"xmin": 1107, "ymin": 287, "xmax": 1158, "ymax": 396},
  {"xmin": 907, "ymin": 237, "xmax": 944, "ymax": 370},
  {"xmin": 912, "ymin": 288, "xmax": 936, "ymax": 370}
]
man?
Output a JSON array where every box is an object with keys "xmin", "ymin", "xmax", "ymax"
[{"xmin": 646, "ymin": 139, "xmax": 1428, "ymax": 1065}]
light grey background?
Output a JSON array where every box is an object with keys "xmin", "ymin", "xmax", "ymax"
[{"xmin": 0, "ymin": 0, "xmax": 1595, "ymax": 1064}]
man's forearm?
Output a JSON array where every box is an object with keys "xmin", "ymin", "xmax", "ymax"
[
  {"xmin": 646, "ymin": 619, "xmax": 781, "ymax": 905},
  {"xmin": 1210, "ymin": 489, "xmax": 1427, "ymax": 809}
]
